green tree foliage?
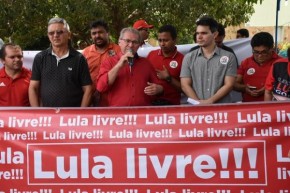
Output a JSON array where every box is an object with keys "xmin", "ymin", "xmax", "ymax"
[{"xmin": 0, "ymin": 0, "xmax": 261, "ymax": 49}]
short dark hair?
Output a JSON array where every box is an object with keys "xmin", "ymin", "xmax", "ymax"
[
  {"xmin": 251, "ymin": 32, "xmax": 274, "ymax": 48},
  {"xmin": 217, "ymin": 23, "xmax": 225, "ymax": 37},
  {"xmin": 196, "ymin": 16, "xmax": 218, "ymax": 33},
  {"xmin": 158, "ymin": 24, "xmax": 177, "ymax": 40},
  {"xmin": 90, "ymin": 19, "xmax": 109, "ymax": 32},
  {"xmin": 0, "ymin": 43, "xmax": 22, "ymax": 60},
  {"xmin": 237, "ymin": 28, "xmax": 249, "ymax": 38}
]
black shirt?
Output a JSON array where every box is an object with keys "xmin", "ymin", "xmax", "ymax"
[{"xmin": 31, "ymin": 47, "xmax": 92, "ymax": 107}]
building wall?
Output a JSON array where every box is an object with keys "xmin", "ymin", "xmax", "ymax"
[
  {"xmin": 225, "ymin": 0, "xmax": 290, "ymax": 47},
  {"xmin": 249, "ymin": 0, "xmax": 290, "ymax": 27}
]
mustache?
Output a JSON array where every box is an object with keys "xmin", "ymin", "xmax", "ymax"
[{"xmin": 94, "ymin": 38, "xmax": 104, "ymax": 41}]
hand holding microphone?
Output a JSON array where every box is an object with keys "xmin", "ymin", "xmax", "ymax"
[
  {"xmin": 127, "ymin": 48, "xmax": 134, "ymax": 67},
  {"xmin": 127, "ymin": 48, "xmax": 134, "ymax": 73}
]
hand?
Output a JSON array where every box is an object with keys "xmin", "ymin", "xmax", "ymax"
[
  {"xmin": 245, "ymin": 86, "xmax": 264, "ymax": 97},
  {"xmin": 117, "ymin": 51, "xmax": 134, "ymax": 67},
  {"xmin": 156, "ymin": 65, "xmax": 170, "ymax": 80},
  {"xmin": 199, "ymin": 99, "xmax": 214, "ymax": 104},
  {"xmin": 255, "ymin": 87, "xmax": 265, "ymax": 96},
  {"xmin": 144, "ymin": 82, "xmax": 163, "ymax": 96}
]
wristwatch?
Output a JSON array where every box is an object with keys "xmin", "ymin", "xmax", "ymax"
[{"xmin": 165, "ymin": 75, "xmax": 172, "ymax": 83}]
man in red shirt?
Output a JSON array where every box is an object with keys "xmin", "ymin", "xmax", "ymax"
[
  {"xmin": 147, "ymin": 24, "xmax": 183, "ymax": 105},
  {"xmin": 82, "ymin": 19, "xmax": 121, "ymax": 106},
  {"xmin": 264, "ymin": 47, "xmax": 290, "ymax": 101},
  {"xmin": 0, "ymin": 43, "xmax": 31, "ymax": 106},
  {"xmin": 234, "ymin": 32, "xmax": 281, "ymax": 102},
  {"xmin": 97, "ymin": 27, "xmax": 163, "ymax": 106}
]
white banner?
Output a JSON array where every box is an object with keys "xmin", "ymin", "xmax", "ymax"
[{"xmin": 0, "ymin": 38, "xmax": 252, "ymax": 70}]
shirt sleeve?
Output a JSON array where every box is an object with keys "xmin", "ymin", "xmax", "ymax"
[
  {"xmin": 180, "ymin": 53, "xmax": 192, "ymax": 78},
  {"xmin": 148, "ymin": 60, "xmax": 161, "ymax": 84},
  {"xmin": 237, "ymin": 59, "xmax": 247, "ymax": 76},
  {"xmin": 264, "ymin": 64, "xmax": 275, "ymax": 91},
  {"xmin": 96, "ymin": 57, "xmax": 115, "ymax": 93},
  {"xmin": 30, "ymin": 53, "xmax": 42, "ymax": 81},
  {"xmin": 225, "ymin": 53, "xmax": 237, "ymax": 77}
]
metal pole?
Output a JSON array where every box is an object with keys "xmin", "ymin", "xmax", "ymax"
[{"xmin": 275, "ymin": 0, "xmax": 281, "ymax": 52}]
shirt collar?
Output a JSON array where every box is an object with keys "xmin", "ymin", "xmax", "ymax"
[
  {"xmin": 197, "ymin": 46, "xmax": 219, "ymax": 56},
  {"xmin": 0, "ymin": 67, "xmax": 26, "ymax": 79},
  {"xmin": 158, "ymin": 46, "xmax": 178, "ymax": 58},
  {"xmin": 51, "ymin": 50, "xmax": 70, "ymax": 60}
]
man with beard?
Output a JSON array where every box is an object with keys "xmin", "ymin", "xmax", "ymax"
[
  {"xmin": 83, "ymin": 19, "xmax": 121, "ymax": 106},
  {"xmin": 180, "ymin": 16, "xmax": 237, "ymax": 104}
]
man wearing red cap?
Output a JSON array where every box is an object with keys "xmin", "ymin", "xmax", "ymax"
[{"xmin": 133, "ymin": 19, "xmax": 154, "ymax": 47}]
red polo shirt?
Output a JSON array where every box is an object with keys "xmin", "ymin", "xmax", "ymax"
[
  {"xmin": 147, "ymin": 47, "xmax": 183, "ymax": 105},
  {"xmin": 237, "ymin": 53, "xmax": 280, "ymax": 102},
  {"xmin": 0, "ymin": 67, "xmax": 31, "ymax": 106}
]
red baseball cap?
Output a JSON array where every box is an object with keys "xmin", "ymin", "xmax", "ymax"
[{"xmin": 133, "ymin": 19, "xmax": 154, "ymax": 30}]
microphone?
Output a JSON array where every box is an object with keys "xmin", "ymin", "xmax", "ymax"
[{"xmin": 127, "ymin": 49, "xmax": 134, "ymax": 67}]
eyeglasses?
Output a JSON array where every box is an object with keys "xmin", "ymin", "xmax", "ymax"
[
  {"xmin": 120, "ymin": 38, "xmax": 139, "ymax": 45},
  {"xmin": 252, "ymin": 49, "xmax": 270, "ymax": 56},
  {"xmin": 48, "ymin": 30, "xmax": 66, "ymax": 36}
]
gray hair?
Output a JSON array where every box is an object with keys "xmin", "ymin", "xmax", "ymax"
[
  {"xmin": 48, "ymin": 17, "xmax": 70, "ymax": 32},
  {"xmin": 119, "ymin": 27, "xmax": 141, "ymax": 44}
]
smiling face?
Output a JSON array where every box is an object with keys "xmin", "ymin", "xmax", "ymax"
[{"xmin": 47, "ymin": 23, "xmax": 71, "ymax": 48}]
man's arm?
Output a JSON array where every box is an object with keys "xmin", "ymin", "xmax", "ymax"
[
  {"xmin": 28, "ymin": 80, "xmax": 40, "ymax": 107},
  {"xmin": 264, "ymin": 65, "xmax": 275, "ymax": 101},
  {"xmin": 108, "ymin": 52, "xmax": 132, "ymax": 86},
  {"xmin": 81, "ymin": 85, "xmax": 93, "ymax": 107},
  {"xmin": 234, "ymin": 74, "xmax": 263, "ymax": 97},
  {"xmin": 203, "ymin": 76, "xmax": 235, "ymax": 104},
  {"xmin": 144, "ymin": 82, "xmax": 163, "ymax": 96},
  {"xmin": 181, "ymin": 77, "xmax": 199, "ymax": 100},
  {"xmin": 233, "ymin": 74, "xmax": 246, "ymax": 92},
  {"xmin": 264, "ymin": 89, "xmax": 273, "ymax": 101}
]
